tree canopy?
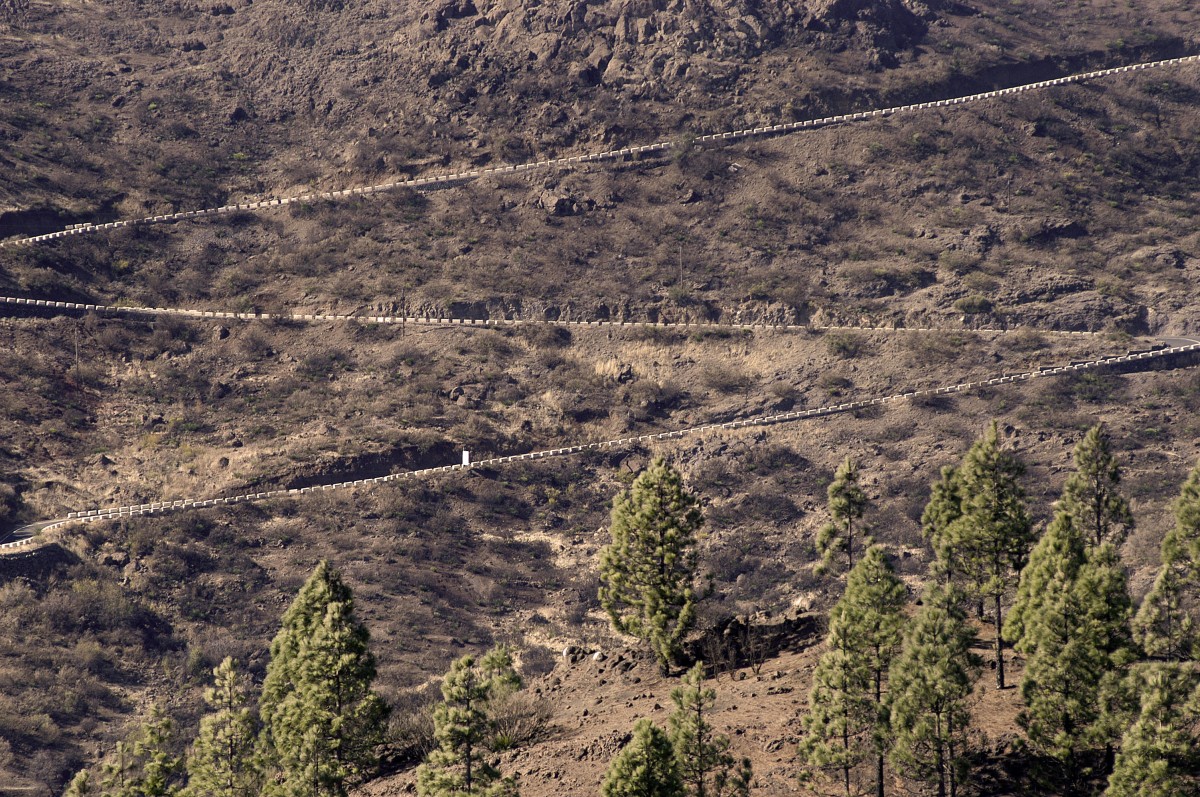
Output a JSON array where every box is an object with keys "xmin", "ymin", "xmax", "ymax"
[
  {"xmin": 888, "ymin": 586, "xmax": 979, "ymax": 797},
  {"xmin": 599, "ymin": 457, "xmax": 706, "ymax": 672},
  {"xmin": 669, "ymin": 663, "xmax": 751, "ymax": 797},
  {"xmin": 184, "ymin": 657, "xmax": 261, "ymax": 797},
  {"xmin": 816, "ymin": 457, "xmax": 870, "ymax": 574},
  {"xmin": 416, "ymin": 647, "xmax": 522, "ymax": 797},
  {"xmin": 260, "ymin": 560, "xmax": 390, "ymax": 797},
  {"xmin": 1133, "ymin": 458, "xmax": 1200, "ymax": 661},
  {"xmin": 936, "ymin": 422, "xmax": 1032, "ymax": 689},
  {"xmin": 602, "ymin": 719, "xmax": 685, "ymax": 797},
  {"xmin": 801, "ymin": 546, "xmax": 905, "ymax": 797}
]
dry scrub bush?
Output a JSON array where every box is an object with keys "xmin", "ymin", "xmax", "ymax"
[
  {"xmin": 904, "ymin": 332, "xmax": 973, "ymax": 366},
  {"xmin": 487, "ymin": 689, "xmax": 555, "ymax": 751},
  {"xmin": 824, "ymin": 331, "xmax": 866, "ymax": 358},
  {"xmin": 701, "ymin": 363, "xmax": 753, "ymax": 394},
  {"xmin": 388, "ymin": 697, "xmax": 438, "ymax": 766}
]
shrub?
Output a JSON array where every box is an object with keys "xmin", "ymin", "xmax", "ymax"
[
  {"xmin": 701, "ymin": 363, "xmax": 752, "ymax": 394},
  {"xmin": 825, "ymin": 331, "xmax": 866, "ymax": 358},
  {"xmin": 487, "ymin": 690, "xmax": 554, "ymax": 751},
  {"xmin": 954, "ymin": 295, "xmax": 994, "ymax": 314}
]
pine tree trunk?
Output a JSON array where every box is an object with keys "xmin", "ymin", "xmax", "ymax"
[
  {"xmin": 848, "ymin": 520, "xmax": 854, "ymax": 569},
  {"xmin": 843, "ymin": 725, "xmax": 851, "ymax": 797},
  {"xmin": 948, "ymin": 715, "xmax": 957, "ymax": 797},
  {"xmin": 465, "ymin": 739, "xmax": 472, "ymax": 794},
  {"xmin": 994, "ymin": 593, "xmax": 1005, "ymax": 689},
  {"xmin": 936, "ymin": 741, "xmax": 946, "ymax": 797},
  {"xmin": 875, "ymin": 667, "xmax": 884, "ymax": 797},
  {"xmin": 697, "ymin": 695, "xmax": 707, "ymax": 797}
]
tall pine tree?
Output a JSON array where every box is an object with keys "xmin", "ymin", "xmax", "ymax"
[
  {"xmin": 1133, "ymin": 458, "xmax": 1200, "ymax": 661},
  {"xmin": 1104, "ymin": 664, "xmax": 1200, "ymax": 797},
  {"xmin": 800, "ymin": 546, "xmax": 904, "ymax": 797},
  {"xmin": 260, "ymin": 561, "xmax": 389, "ymax": 797},
  {"xmin": 888, "ymin": 586, "xmax": 979, "ymax": 797},
  {"xmin": 847, "ymin": 546, "xmax": 907, "ymax": 797},
  {"xmin": 921, "ymin": 466, "xmax": 963, "ymax": 584},
  {"xmin": 669, "ymin": 663, "xmax": 751, "ymax": 797},
  {"xmin": 1017, "ymin": 541, "xmax": 1135, "ymax": 781},
  {"xmin": 1005, "ymin": 511, "xmax": 1087, "ymax": 655},
  {"xmin": 99, "ymin": 706, "xmax": 182, "ymax": 797},
  {"xmin": 416, "ymin": 648, "xmax": 521, "ymax": 797},
  {"xmin": 816, "ymin": 457, "xmax": 870, "ymax": 574},
  {"xmin": 184, "ymin": 657, "xmax": 261, "ymax": 797},
  {"xmin": 602, "ymin": 719, "xmax": 685, "ymax": 797},
  {"xmin": 599, "ymin": 457, "xmax": 705, "ymax": 673},
  {"xmin": 98, "ymin": 739, "xmax": 136, "ymax": 797},
  {"xmin": 1133, "ymin": 564, "xmax": 1196, "ymax": 661},
  {"xmin": 937, "ymin": 422, "xmax": 1032, "ymax": 689},
  {"xmin": 1059, "ymin": 425, "xmax": 1133, "ymax": 548}
]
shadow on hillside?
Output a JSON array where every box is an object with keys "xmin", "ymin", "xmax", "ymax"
[{"xmin": 687, "ymin": 609, "xmax": 822, "ymax": 676}]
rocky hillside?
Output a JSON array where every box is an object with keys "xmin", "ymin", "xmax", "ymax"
[{"xmin": 2, "ymin": 0, "xmax": 1200, "ymax": 794}]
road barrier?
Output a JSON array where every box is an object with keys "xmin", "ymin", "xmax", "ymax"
[
  {"xmin": 5, "ymin": 340, "xmax": 1197, "ymax": 551},
  {"xmin": 0, "ymin": 295, "xmax": 1106, "ymax": 338},
  {"xmin": 2, "ymin": 54, "xmax": 1197, "ymax": 248}
]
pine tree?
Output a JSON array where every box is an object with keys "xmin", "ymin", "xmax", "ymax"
[
  {"xmin": 938, "ymin": 421, "xmax": 1032, "ymax": 689},
  {"xmin": 1005, "ymin": 511, "xmax": 1087, "ymax": 655},
  {"xmin": 599, "ymin": 457, "xmax": 705, "ymax": 673},
  {"xmin": 800, "ymin": 548, "xmax": 903, "ymax": 797},
  {"xmin": 98, "ymin": 740, "xmax": 136, "ymax": 797},
  {"xmin": 602, "ymin": 719, "xmax": 685, "ymax": 797},
  {"xmin": 1104, "ymin": 665, "xmax": 1200, "ymax": 797},
  {"xmin": 184, "ymin": 657, "xmax": 261, "ymax": 797},
  {"xmin": 847, "ymin": 546, "xmax": 907, "ymax": 797},
  {"xmin": 921, "ymin": 466, "xmax": 962, "ymax": 571},
  {"xmin": 261, "ymin": 560, "xmax": 354, "ymax": 724},
  {"xmin": 816, "ymin": 457, "xmax": 870, "ymax": 574},
  {"xmin": 1165, "ymin": 457, "xmax": 1200, "ymax": 566},
  {"xmin": 1060, "ymin": 425, "xmax": 1133, "ymax": 548},
  {"xmin": 137, "ymin": 706, "xmax": 182, "ymax": 797},
  {"xmin": 888, "ymin": 586, "xmax": 979, "ymax": 797},
  {"xmin": 479, "ymin": 644, "xmax": 521, "ymax": 696},
  {"xmin": 62, "ymin": 769, "xmax": 92, "ymax": 797},
  {"xmin": 98, "ymin": 706, "xmax": 183, "ymax": 797},
  {"xmin": 1133, "ymin": 564, "xmax": 1196, "ymax": 660},
  {"xmin": 260, "ymin": 561, "xmax": 390, "ymax": 797},
  {"xmin": 800, "ymin": 642, "xmax": 872, "ymax": 797},
  {"xmin": 1018, "ymin": 542, "xmax": 1135, "ymax": 778},
  {"xmin": 416, "ymin": 648, "xmax": 520, "ymax": 797},
  {"xmin": 1133, "ymin": 459, "xmax": 1200, "ymax": 661},
  {"xmin": 669, "ymin": 662, "xmax": 751, "ymax": 797}
]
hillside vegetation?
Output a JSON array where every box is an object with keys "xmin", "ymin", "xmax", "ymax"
[{"xmin": 2, "ymin": 0, "xmax": 1200, "ymax": 794}]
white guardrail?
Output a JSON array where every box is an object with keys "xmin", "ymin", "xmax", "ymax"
[
  {"xmin": 4, "ymin": 340, "xmax": 1196, "ymax": 551},
  {"xmin": 0, "ymin": 295, "xmax": 1105, "ymax": 336},
  {"xmin": 1, "ymin": 54, "xmax": 1198, "ymax": 248}
]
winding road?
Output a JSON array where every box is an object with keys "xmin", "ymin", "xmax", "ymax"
[
  {"xmin": 5, "ymin": 335, "xmax": 1198, "ymax": 551},
  {"xmin": 0, "ymin": 294, "xmax": 1106, "ymax": 337},
  {"xmin": 1, "ymin": 54, "xmax": 1196, "ymax": 249},
  {"xmin": 3, "ymin": 52, "xmax": 1199, "ymax": 550}
]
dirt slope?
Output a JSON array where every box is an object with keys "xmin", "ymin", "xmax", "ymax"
[{"xmin": 3, "ymin": 0, "xmax": 1200, "ymax": 793}]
